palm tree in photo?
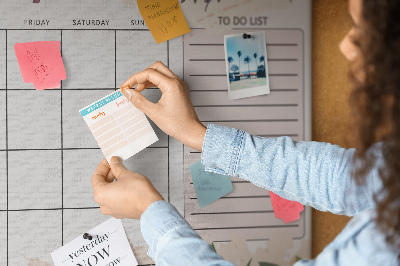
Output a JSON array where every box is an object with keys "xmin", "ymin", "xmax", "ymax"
[
  {"xmin": 244, "ymin": 56, "xmax": 251, "ymax": 78},
  {"xmin": 253, "ymin": 53, "xmax": 258, "ymax": 75},
  {"xmin": 260, "ymin": 55, "xmax": 266, "ymax": 76},
  {"xmin": 237, "ymin": 51, "xmax": 242, "ymax": 76},
  {"xmin": 228, "ymin": 56, "xmax": 233, "ymax": 73},
  {"xmin": 227, "ymin": 56, "xmax": 234, "ymax": 83},
  {"xmin": 231, "ymin": 64, "xmax": 239, "ymax": 73}
]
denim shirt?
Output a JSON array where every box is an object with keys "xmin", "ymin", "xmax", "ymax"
[{"xmin": 140, "ymin": 124, "xmax": 399, "ymax": 265}]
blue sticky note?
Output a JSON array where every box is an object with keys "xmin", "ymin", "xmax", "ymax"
[{"xmin": 189, "ymin": 160, "xmax": 233, "ymax": 208}]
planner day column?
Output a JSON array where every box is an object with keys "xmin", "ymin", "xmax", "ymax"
[
  {"xmin": 0, "ymin": 29, "xmax": 7, "ymax": 264},
  {"xmin": 6, "ymin": 29, "xmax": 63, "ymax": 265},
  {"xmin": 60, "ymin": 29, "xmax": 117, "ymax": 244}
]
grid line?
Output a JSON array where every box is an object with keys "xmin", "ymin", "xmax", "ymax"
[
  {"xmin": 5, "ymin": 28, "xmax": 9, "ymax": 266},
  {"xmin": 0, "ymin": 147, "xmax": 168, "ymax": 152},
  {"xmin": 0, "ymin": 87, "xmax": 159, "ymax": 91},
  {"xmin": 6, "ymin": 207, "xmax": 99, "ymax": 211},
  {"xmin": 61, "ymin": 29, "xmax": 64, "ymax": 245},
  {"xmin": 167, "ymin": 40, "xmax": 170, "ymax": 202},
  {"xmin": 115, "ymin": 30, "xmax": 117, "ymax": 90}
]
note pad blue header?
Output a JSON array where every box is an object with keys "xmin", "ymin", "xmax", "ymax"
[{"xmin": 80, "ymin": 91, "xmax": 123, "ymax": 117}]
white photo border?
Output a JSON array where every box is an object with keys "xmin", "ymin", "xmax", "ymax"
[{"xmin": 224, "ymin": 31, "xmax": 270, "ymax": 100}]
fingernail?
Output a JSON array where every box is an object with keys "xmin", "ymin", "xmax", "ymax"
[
  {"xmin": 121, "ymin": 85, "xmax": 129, "ymax": 92},
  {"xmin": 110, "ymin": 156, "xmax": 122, "ymax": 165},
  {"xmin": 124, "ymin": 89, "xmax": 133, "ymax": 100}
]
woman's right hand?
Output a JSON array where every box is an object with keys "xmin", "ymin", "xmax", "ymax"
[{"xmin": 120, "ymin": 61, "xmax": 207, "ymax": 151}]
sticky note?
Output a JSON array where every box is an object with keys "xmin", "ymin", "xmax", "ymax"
[
  {"xmin": 269, "ymin": 192, "xmax": 304, "ymax": 223},
  {"xmin": 137, "ymin": 0, "xmax": 191, "ymax": 44},
  {"xmin": 79, "ymin": 90, "xmax": 158, "ymax": 162},
  {"xmin": 51, "ymin": 218, "xmax": 138, "ymax": 266},
  {"xmin": 189, "ymin": 161, "xmax": 233, "ymax": 208},
  {"xmin": 14, "ymin": 41, "xmax": 66, "ymax": 90}
]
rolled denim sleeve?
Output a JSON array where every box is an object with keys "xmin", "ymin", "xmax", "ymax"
[
  {"xmin": 201, "ymin": 124, "xmax": 383, "ymax": 216},
  {"xmin": 140, "ymin": 200, "xmax": 234, "ymax": 265}
]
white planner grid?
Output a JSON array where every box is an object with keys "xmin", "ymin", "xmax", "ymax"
[{"xmin": 0, "ymin": 1, "xmax": 312, "ymax": 265}]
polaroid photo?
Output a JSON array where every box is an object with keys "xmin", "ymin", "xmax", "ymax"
[{"xmin": 224, "ymin": 31, "xmax": 270, "ymax": 100}]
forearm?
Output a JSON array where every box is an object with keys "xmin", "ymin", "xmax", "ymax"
[
  {"xmin": 140, "ymin": 200, "xmax": 234, "ymax": 265},
  {"xmin": 201, "ymin": 124, "xmax": 380, "ymax": 216}
]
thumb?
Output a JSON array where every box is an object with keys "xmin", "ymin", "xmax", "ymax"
[
  {"xmin": 122, "ymin": 89, "xmax": 155, "ymax": 117},
  {"xmin": 92, "ymin": 159, "xmax": 111, "ymax": 189},
  {"xmin": 109, "ymin": 156, "xmax": 129, "ymax": 178}
]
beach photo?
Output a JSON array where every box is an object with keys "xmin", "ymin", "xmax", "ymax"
[{"xmin": 224, "ymin": 31, "xmax": 270, "ymax": 100}]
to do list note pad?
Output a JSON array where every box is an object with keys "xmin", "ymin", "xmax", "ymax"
[{"xmin": 79, "ymin": 91, "xmax": 158, "ymax": 162}]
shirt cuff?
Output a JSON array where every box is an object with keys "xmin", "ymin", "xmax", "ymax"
[
  {"xmin": 201, "ymin": 123, "xmax": 245, "ymax": 176},
  {"xmin": 140, "ymin": 200, "xmax": 191, "ymax": 260}
]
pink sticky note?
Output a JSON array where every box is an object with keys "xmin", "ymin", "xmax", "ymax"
[
  {"xmin": 269, "ymin": 191, "xmax": 304, "ymax": 223},
  {"xmin": 14, "ymin": 41, "xmax": 66, "ymax": 90}
]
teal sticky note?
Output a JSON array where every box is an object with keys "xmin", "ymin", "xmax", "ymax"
[{"xmin": 189, "ymin": 160, "xmax": 233, "ymax": 208}]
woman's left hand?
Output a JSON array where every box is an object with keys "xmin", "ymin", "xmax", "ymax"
[{"xmin": 91, "ymin": 157, "xmax": 164, "ymax": 219}]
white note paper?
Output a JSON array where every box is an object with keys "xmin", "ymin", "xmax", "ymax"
[
  {"xmin": 79, "ymin": 90, "xmax": 158, "ymax": 162},
  {"xmin": 51, "ymin": 218, "xmax": 138, "ymax": 266}
]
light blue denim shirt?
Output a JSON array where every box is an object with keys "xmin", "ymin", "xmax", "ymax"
[{"xmin": 140, "ymin": 124, "xmax": 399, "ymax": 265}]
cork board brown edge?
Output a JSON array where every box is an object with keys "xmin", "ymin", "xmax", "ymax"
[{"xmin": 311, "ymin": 0, "xmax": 353, "ymax": 258}]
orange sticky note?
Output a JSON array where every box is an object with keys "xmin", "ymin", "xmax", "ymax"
[
  {"xmin": 137, "ymin": 0, "xmax": 191, "ymax": 44},
  {"xmin": 269, "ymin": 191, "xmax": 304, "ymax": 223},
  {"xmin": 14, "ymin": 41, "xmax": 66, "ymax": 90}
]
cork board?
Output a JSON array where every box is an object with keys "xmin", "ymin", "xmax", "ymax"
[{"xmin": 312, "ymin": 0, "xmax": 353, "ymax": 258}]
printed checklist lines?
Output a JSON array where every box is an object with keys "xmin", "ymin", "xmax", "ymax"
[
  {"xmin": 80, "ymin": 91, "xmax": 158, "ymax": 162},
  {"xmin": 183, "ymin": 28, "xmax": 306, "ymax": 242}
]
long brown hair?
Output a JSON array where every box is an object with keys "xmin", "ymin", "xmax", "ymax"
[{"xmin": 350, "ymin": 0, "xmax": 400, "ymax": 252}]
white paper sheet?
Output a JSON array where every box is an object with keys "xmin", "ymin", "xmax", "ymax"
[
  {"xmin": 79, "ymin": 90, "xmax": 158, "ymax": 162},
  {"xmin": 51, "ymin": 218, "xmax": 138, "ymax": 266}
]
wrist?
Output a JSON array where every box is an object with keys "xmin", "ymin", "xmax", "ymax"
[
  {"xmin": 187, "ymin": 122, "xmax": 206, "ymax": 151},
  {"xmin": 139, "ymin": 194, "xmax": 165, "ymax": 219}
]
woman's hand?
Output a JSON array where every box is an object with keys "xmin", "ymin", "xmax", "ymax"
[
  {"xmin": 91, "ymin": 157, "xmax": 164, "ymax": 219},
  {"xmin": 120, "ymin": 61, "xmax": 206, "ymax": 151}
]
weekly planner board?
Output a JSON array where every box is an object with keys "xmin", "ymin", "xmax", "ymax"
[{"xmin": 0, "ymin": 0, "xmax": 312, "ymax": 265}]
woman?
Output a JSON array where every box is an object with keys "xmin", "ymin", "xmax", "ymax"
[{"xmin": 91, "ymin": 0, "xmax": 400, "ymax": 264}]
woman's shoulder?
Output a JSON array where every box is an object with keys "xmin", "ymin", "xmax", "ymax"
[{"xmin": 323, "ymin": 209, "xmax": 399, "ymax": 265}]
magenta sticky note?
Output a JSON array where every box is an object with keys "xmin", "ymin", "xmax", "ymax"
[
  {"xmin": 14, "ymin": 41, "xmax": 66, "ymax": 90},
  {"xmin": 269, "ymin": 191, "xmax": 304, "ymax": 223}
]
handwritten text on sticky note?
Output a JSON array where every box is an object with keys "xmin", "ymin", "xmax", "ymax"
[
  {"xmin": 137, "ymin": 0, "xmax": 191, "ymax": 44},
  {"xmin": 14, "ymin": 41, "xmax": 66, "ymax": 90},
  {"xmin": 269, "ymin": 191, "xmax": 304, "ymax": 223},
  {"xmin": 190, "ymin": 161, "xmax": 233, "ymax": 208}
]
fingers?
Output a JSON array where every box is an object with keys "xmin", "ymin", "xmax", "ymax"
[
  {"xmin": 99, "ymin": 206, "xmax": 110, "ymax": 216},
  {"xmin": 92, "ymin": 159, "xmax": 110, "ymax": 188},
  {"xmin": 121, "ymin": 61, "xmax": 179, "ymax": 92},
  {"xmin": 147, "ymin": 61, "xmax": 178, "ymax": 79},
  {"xmin": 105, "ymin": 168, "xmax": 116, "ymax": 183},
  {"xmin": 120, "ymin": 68, "xmax": 172, "ymax": 94},
  {"xmin": 121, "ymin": 89, "xmax": 158, "ymax": 118},
  {"xmin": 109, "ymin": 156, "xmax": 130, "ymax": 179},
  {"xmin": 135, "ymin": 81, "xmax": 157, "ymax": 92}
]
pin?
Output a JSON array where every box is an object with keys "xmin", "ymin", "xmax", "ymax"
[
  {"xmin": 121, "ymin": 85, "xmax": 130, "ymax": 93},
  {"xmin": 242, "ymin": 33, "xmax": 252, "ymax": 39},
  {"xmin": 83, "ymin": 233, "xmax": 93, "ymax": 240}
]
